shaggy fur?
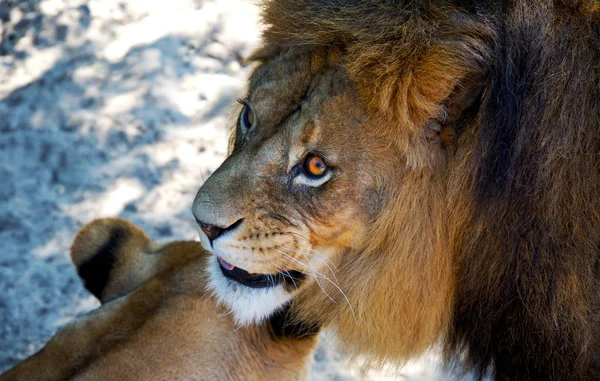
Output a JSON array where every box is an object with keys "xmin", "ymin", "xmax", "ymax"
[
  {"xmin": 191, "ymin": 1, "xmax": 600, "ymax": 380},
  {"xmin": 1, "ymin": 219, "xmax": 318, "ymax": 381}
]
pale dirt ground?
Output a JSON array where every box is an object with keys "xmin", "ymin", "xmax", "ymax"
[{"xmin": 0, "ymin": 0, "xmax": 471, "ymax": 379}]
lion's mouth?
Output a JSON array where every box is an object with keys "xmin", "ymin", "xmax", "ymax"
[{"xmin": 217, "ymin": 257, "xmax": 304, "ymax": 289}]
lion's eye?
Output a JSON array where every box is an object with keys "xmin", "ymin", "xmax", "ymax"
[
  {"xmin": 239, "ymin": 104, "xmax": 254, "ymax": 134},
  {"xmin": 294, "ymin": 153, "xmax": 332, "ymax": 187},
  {"xmin": 303, "ymin": 154, "xmax": 328, "ymax": 178}
]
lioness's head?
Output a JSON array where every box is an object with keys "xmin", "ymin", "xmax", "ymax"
[{"xmin": 193, "ymin": 47, "xmax": 392, "ymax": 324}]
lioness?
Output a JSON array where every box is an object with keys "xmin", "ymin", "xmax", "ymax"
[
  {"xmin": 191, "ymin": 0, "xmax": 600, "ymax": 380},
  {"xmin": 0, "ymin": 218, "xmax": 318, "ymax": 381}
]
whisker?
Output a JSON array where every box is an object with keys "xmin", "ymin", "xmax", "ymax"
[
  {"xmin": 263, "ymin": 260, "xmax": 299, "ymax": 291},
  {"xmin": 273, "ymin": 247, "xmax": 337, "ymax": 304},
  {"xmin": 313, "ymin": 274, "xmax": 336, "ymax": 303},
  {"xmin": 314, "ymin": 273, "xmax": 358, "ymax": 325},
  {"xmin": 274, "ymin": 247, "xmax": 334, "ymax": 285},
  {"xmin": 294, "ymin": 251, "xmax": 339, "ymax": 305},
  {"xmin": 276, "ymin": 246, "xmax": 357, "ymax": 325},
  {"xmin": 271, "ymin": 247, "xmax": 310, "ymax": 270},
  {"xmin": 282, "ymin": 268, "xmax": 298, "ymax": 290},
  {"xmin": 218, "ymin": 309, "xmax": 235, "ymax": 318},
  {"xmin": 278, "ymin": 246, "xmax": 340, "ymax": 286},
  {"xmin": 286, "ymin": 232, "xmax": 337, "ymax": 268}
]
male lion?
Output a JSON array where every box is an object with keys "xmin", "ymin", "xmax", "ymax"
[
  {"xmin": 1, "ymin": 218, "xmax": 317, "ymax": 381},
  {"xmin": 191, "ymin": 0, "xmax": 600, "ymax": 380}
]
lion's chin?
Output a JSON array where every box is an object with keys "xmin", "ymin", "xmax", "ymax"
[{"xmin": 206, "ymin": 255, "xmax": 296, "ymax": 325}]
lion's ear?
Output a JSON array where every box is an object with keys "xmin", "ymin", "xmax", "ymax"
[
  {"xmin": 442, "ymin": 70, "xmax": 486, "ymax": 129},
  {"xmin": 406, "ymin": 41, "xmax": 489, "ymax": 128},
  {"xmin": 346, "ymin": 21, "xmax": 492, "ymax": 157},
  {"xmin": 70, "ymin": 218, "xmax": 151, "ymax": 303},
  {"xmin": 419, "ymin": 70, "xmax": 486, "ymax": 153}
]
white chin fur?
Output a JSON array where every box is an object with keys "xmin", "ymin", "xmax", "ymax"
[{"xmin": 206, "ymin": 256, "xmax": 293, "ymax": 325}]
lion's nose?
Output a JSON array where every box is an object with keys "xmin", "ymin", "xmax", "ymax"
[{"xmin": 194, "ymin": 216, "xmax": 243, "ymax": 244}]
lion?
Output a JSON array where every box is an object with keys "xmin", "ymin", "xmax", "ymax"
[
  {"xmin": 0, "ymin": 218, "xmax": 318, "ymax": 381},
  {"xmin": 190, "ymin": 1, "xmax": 600, "ymax": 380}
]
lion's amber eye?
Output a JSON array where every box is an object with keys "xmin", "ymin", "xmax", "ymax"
[{"xmin": 303, "ymin": 154, "xmax": 328, "ymax": 178}]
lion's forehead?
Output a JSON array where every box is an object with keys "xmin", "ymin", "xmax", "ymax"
[
  {"xmin": 245, "ymin": 86, "xmax": 362, "ymax": 178},
  {"xmin": 247, "ymin": 49, "xmax": 354, "ymax": 134},
  {"xmin": 247, "ymin": 51, "xmax": 312, "ymax": 125}
]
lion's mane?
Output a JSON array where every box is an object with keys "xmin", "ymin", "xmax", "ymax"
[{"xmin": 258, "ymin": 1, "xmax": 600, "ymax": 379}]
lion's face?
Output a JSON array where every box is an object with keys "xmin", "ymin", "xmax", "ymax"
[{"xmin": 192, "ymin": 49, "xmax": 393, "ymax": 324}]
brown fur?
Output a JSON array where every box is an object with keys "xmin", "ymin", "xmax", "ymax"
[
  {"xmin": 0, "ymin": 218, "xmax": 317, "ymax": 381},
  {"xmin": 191, "ymin": 1, "xmax": 600, "ymax": 380}
]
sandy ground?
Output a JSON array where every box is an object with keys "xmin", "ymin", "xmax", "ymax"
[{"xmin": 0, "ymin": 1, "xmax": 473, "ymax": 379}]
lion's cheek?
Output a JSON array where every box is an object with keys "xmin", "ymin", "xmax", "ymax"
[{"xmin": 309, "ymin": 212, "xmax": 370, "ymax": 255}]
